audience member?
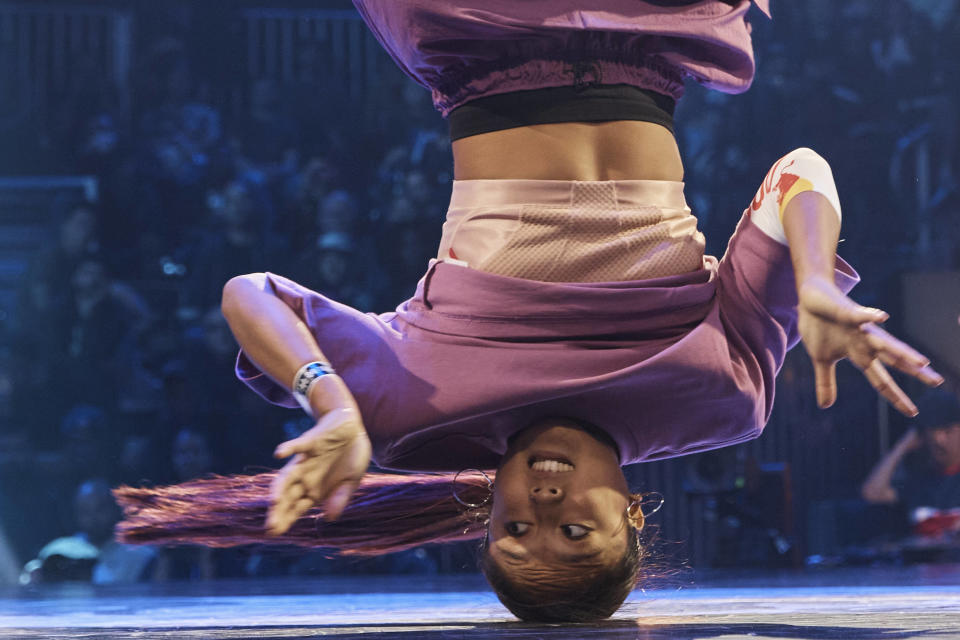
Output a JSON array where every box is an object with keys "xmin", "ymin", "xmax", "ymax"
[
  {"xmin": 116, "ymin": 434, "xmax": 161, "ymax": 486},
  {"xmin": 237, "ymin": 77, "xmax": 300, "ymax": 175},
  {"xmin": 15, "ymin": 206, "xmax": 103, "ymax": 429},
  {"xmin": 56, "ymin": 260, "xmax": 152, "ymax": 414},
  {"xmin": 171, "ymin": 428, "xmax": 215, "ymax": 482},
  {"xmin": 179, "ymin": 179, "xmax": 281, "ymax": 312},
  {"xmin": 153, "ymin": 428, "xmax": 246, "ymax": 581},
  {"xmin": 316, "ymin": 189, "xmax": 360, "ymax": 236},
  {"xmin": 20, "ymin": 479, "xmax": 155, "ymax": 585},
  {"xmin": 862, "ymin": 390, "xmax": 960, "ymax": 536},
  {"xmin": 279, "ymin": 156, "xmax": 341, "ymax": 253},
  {"xmin": 25, "ymin": 204, "xmax": 101, "ymax": 313}
]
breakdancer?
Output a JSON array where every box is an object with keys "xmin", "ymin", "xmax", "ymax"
[{"xmin": 118, "ymin": 0, "xmax": 944, "ymax": 621}]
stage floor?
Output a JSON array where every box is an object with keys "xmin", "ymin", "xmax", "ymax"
[{"xmin": 2, "ymin": 566, "xmax": 960, "ymax": 639}]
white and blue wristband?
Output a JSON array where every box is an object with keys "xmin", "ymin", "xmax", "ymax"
[{"xmin": 292, "ymin": 361, "xmax": 337, "ymax": 416}]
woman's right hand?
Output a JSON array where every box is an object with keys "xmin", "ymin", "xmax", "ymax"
[
  {"xmin": 795, "ymin": 275, "xmax": 943, "ymax": 416},
  {"xmin": 266, "ymin": 406, "xmax": 371, "ymax": 536}
]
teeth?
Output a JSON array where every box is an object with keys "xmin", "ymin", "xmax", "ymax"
[{"xmin": 531, "ymin": 459, "xmax": 574, "ymax": 472}]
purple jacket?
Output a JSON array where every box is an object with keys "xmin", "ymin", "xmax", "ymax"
[{"xmin": 353, "ymin": 0, "xmax": 772, "ymax": 115}]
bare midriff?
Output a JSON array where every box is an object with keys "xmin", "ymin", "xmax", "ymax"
[{"xmin": 452, "ymin": 120, "xmax": 684, "ymax": 182}]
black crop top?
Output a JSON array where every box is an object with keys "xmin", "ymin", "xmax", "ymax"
[{"xmin": 447, "ymin": 84, "xmax": 676, "ymax": 141}]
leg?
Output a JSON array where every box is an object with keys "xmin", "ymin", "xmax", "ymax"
[{"xmin": 223, "ymin": 273, "xmax": 358, "ymax": 417}]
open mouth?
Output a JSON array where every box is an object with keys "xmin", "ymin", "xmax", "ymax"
[{"xmin": 528, "ymin": 455, "xmax": 575, "ymax": 472}]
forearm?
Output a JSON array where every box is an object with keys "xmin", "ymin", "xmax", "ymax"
[
  {"xmin": 861, "ymin": 442, "xmax": 911, "ymax": 503},
  {"xmin": 782, "ymin": 190, "xmax": 841, "ymax": 289},
  {"xmin": 221, "ymin": 274, "xmax": 356, "ymax": 416}
]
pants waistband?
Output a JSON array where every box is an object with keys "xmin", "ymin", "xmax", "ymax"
[{"xmin": 449, "ymin": 179, "xmax": 688, "ymax": 210}]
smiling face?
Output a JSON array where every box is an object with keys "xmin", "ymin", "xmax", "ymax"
[{"xmin": 488, "ymin": 418, "xmax": 633, "ymax": 571}]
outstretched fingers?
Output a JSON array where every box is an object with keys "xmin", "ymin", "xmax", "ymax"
[
  {"xmin": 860, "ymin": 358, "xmax": 917, "ymax": 416},
  {"xmin": 861, "ymin": 324, "xmax": 945, "ymax": 387},
  {"xmin": 834, "ymin": 303, "xmax": 889, "ymax": 327},
  {"xmin": 813, "ymin": 361, "xmax": 838, "ymax": 409},
  {"xmin": 267, "ymin": 455, "xmax": 324, "ymax": 535},
  {"xmin": 274, "ymin": 432, "xmax": 317, "ymax": 460},
  {"xmin": 814, "ymin": 323, "xmax": 942, "ymax": 417},
  {"xmin": 805, "ymin": 283, "xmax": 889, "ymax": 326},
  {"xmin": 267, "ymin": 460, "xmax": 297, "ymax": 534}
]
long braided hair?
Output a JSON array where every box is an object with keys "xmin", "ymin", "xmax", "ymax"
[{"xmin": 114, "ymin": 470, "xmax": 493, "ymax": 555}]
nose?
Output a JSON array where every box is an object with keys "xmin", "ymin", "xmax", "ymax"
[{"xmin": 530, "ymin": 486, "xmax": 564, "ymax": 504}]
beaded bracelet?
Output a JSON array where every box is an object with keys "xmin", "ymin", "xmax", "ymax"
[{"xmin": 291, "ymin": 361, "xmax": 336, "ymax": 416}]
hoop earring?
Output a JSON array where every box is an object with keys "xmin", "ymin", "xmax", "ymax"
[
  {"xmin": 642, "ymin": 492, "xmax": 665, "ymax": 517},
  {"xmin": 452, "ymin": 469, "xmax": 494, "ymax": 509},
  {"xmin": 627, "ymin": 492, "xmax": 664, "ymax": 530}
]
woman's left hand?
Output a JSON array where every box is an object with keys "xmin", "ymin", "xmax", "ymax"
[
  {"xmin": 266, "ymin": 407, "xmax": 371, "ymax": 536},
  {"xmin": 796, "ymin": 275, "xmax": 944, "ymax": 415}
]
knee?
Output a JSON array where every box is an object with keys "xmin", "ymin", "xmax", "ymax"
[{"xmin": 221, "ymin": 273, "xmax": 268, "ymax": 317}]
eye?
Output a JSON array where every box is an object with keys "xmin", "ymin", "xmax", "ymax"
[
  {"xmin": 505, "ymin": 522, "xmax": 530, "ymax": 536},
  {"xmin": 562, "ymin": 524, "xmax": 591, "ymax": 540}
]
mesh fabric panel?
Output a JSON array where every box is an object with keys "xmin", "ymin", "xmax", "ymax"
[{"xmin": 470, "ymin": 182, "xmax": 704, "ymax": 282}]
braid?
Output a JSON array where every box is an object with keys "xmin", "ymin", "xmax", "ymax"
[{"xmin": 114, "ymin": 470, "xmax": 493, "ymax": 556}]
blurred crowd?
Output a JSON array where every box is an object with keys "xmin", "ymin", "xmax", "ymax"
[{"xmin": 0, "ymin": 0, "xmax": 958, "ymax": 584}]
